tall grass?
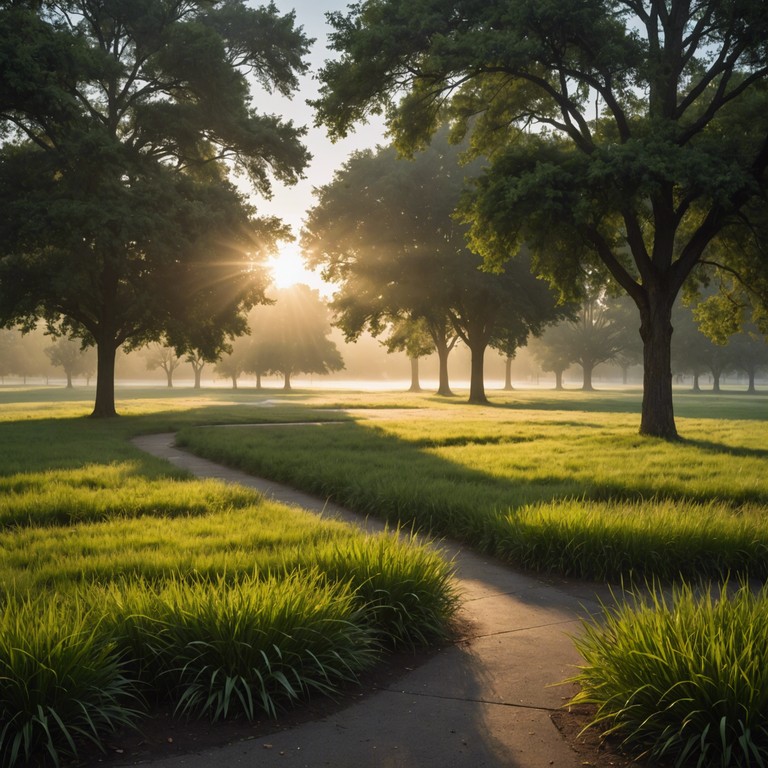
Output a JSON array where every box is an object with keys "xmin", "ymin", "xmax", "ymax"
[
  {"xmin": 570, "ymin": 582, "xmax": 768, "ymax": 767},
  {"xmin": 0, "ymin": 595, "xmax": 142, "ymax": 768}
]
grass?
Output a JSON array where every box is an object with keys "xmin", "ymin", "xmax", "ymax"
[
  {"xmin": 570, "ymin": 581, "xmax": 768, "ymax": 767},
  {"xmin": 0, "ymin": 387, "xmax": 458, "ymax": 767},
  {"xmin": 174, "ymin": 390, "xmax": 768, "ymax": 582},
  {"xmin": 1, "ymin": 383, "xmax": 767, "ymax": 766}
]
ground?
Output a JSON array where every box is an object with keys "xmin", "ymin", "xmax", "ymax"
[{"xmin": 77, "ymin": 647, "xmax": 649, "ymax": 768}]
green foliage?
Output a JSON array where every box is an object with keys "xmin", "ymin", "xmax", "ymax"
[
  {"xmin": 571, "ymin": 582, "xmax": 768, "ymax": 767},
  {"xmin": 95, "ymin": 572, "xmax": 378, "ymax": 721},
  {"xmin": 0, "ymin": 0, "xmax": 311, "ymax": 417},
  {"xmin": 0, "ymin": 595, "xmax": 141, "ymax": 768}
]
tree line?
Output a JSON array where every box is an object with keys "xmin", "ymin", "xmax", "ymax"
[{"xmin": 2, "ymin": 0, "xmax": 767, "ymax": 438}]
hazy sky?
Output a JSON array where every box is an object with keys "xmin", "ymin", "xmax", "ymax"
[{"xmin": 253, "ymin": 0, "xmax": 386, "ymax": 266}]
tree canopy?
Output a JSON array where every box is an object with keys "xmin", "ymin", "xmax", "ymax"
[
  {"xmin": 315, "ymin": 0, "xmax": 768, "ymax": 437},
  {"xmin": 302, "ymin": 131, "xmax": 566, "ymax": 403},
  {"xmin": 0, "ymin": 0, "xmax": 311, "ymax": 416}
]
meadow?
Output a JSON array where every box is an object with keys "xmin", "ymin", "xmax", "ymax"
[{"xmin": 1, "ymin": 383, "xmax": 767, "ymax": 767}]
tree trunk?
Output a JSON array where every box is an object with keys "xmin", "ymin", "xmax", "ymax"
[
  {"xmin": 283, "ymin": 371, "xmax": 292, "ymax": 390},
  {"xmin": 65, "ymin": 371, "xmax": 73, "ymax": 389},
  {"xmin": 434, "ymin": 339, "xmax": 453, "ymax": 397},
  {"xmin": 747, "ymin": 369, "xmax": 756, "ymax": 393},
  {"xmin": 692, "ymin": 372, "xmax": 701, "ymax": 392},
  {"xmin": 712, "ymin": 369, "xmax": 721, "ymax": 393},
  {"xmin": 91, "ymin": 342, "xmax": 118, "ymax": 417},
  {"xmin": 504, "ymin": 357, "xmax": 514, "ymax": 390},
  {"xmin": 166, "ymin": 369, "xmax": 173, "ymax": 388},
  {"xmin": 638, "ymin": 294, "xmax": 678, "ymax": 439},
  {"xmin": 193, "ymin": 367, "xmax": 202, "ymax": 389},
  {"xmin": 621, "ymin": 364, "xmax": 629, "ymax": 385},
  {"xmin": 554, "ymin": 369, "xmax": 564, "ymax": 390},
  {"xmin": 231, "ymin": 375, "xmax": 238, "ymax": 389},
  {"xmin": 581, "ymin": 361, "xmax": 595, "ymax": 391},
  {"xmin": 256, "ymin": 372, "xmax": 262, "ymax": 390},
  {"xmin": 468, "ymin": 343, "xmax": 488, "ymax": 404},
  {"xmin": 408, "ymin": 356, "xmax": 422, "ymax": 392}
]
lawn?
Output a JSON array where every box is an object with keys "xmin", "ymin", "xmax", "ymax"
[
  {"xmin": 0, "ymin": 386, "xmax": 456, "ymax": 767},
  {"xmin": 2, "ymin": 382, "xmax": 767, "ymax": 767}
]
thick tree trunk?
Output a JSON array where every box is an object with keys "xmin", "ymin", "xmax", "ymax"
[
  {"xmin": 91, "ymin": 342, "xmax": 118, "ymax": 417},
  {"xmin": 283, "ymin": 371, "xmax": 292, "ymax": 390},
  {"xmin": 638, "ymin": 294, "xmax": 678, "ymax": 439},
  {"xmin": 554, "ymin": 369, "xmax": 564, "ymax": 390},
  {"xmin": 408, "ymin": 356, "xmax": 422, "ymax": 392},
  {"xmin": 468, "ymin": 343, "xmax": 488, "ymax": 404},
  {"xmin": 256, "ymin": 372, "xmax": 262, "ymax": 390},
  {"xmin": 193, "ymin": 367, "xmax": 202, "ymax": 389},
  {"xmin": 65, "ymin": 371, "xmax": 73, "ymax": 388},
  {"xmin": 166, "ymin": 369, "xmax": 173, "ymax": 388},
  {"xmin": 747, "ymin": 370, "xmax": 756, "ymax": 393},
  {"xmin": 712, "ymin": 370, "xmax": 721, "ymax": 393},
  {"xmin": 231, "ymin": 375, "xmax": 238, "ymax": 389},
  {"xmin": 504, "ymin": 357, "xmax": 514, "ymax": 390},
  {"xmin": 581, "ymin": 361, "xmax": 595, "ymax": 391},
  {"xmin": 692, "ymin": 372, "xmax": 701, "ymax": 392}
]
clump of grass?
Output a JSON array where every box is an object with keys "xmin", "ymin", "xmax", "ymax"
[
  {"xmin": 0, "ymin": 594, "xmax": 142, "ymax": 768},
  {"xmin": 312, "ymin": 531, "xmax": 459, "ymax": 649},
  {"xmin": 95, "ymin": 571, "xmax": 379, "ymax": 721},
  {"xmin": 570, "ymin": 581, "xmax": 768, "ymax": 767}
]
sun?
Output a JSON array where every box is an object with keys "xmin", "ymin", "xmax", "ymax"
[
  {"xmin": 267, "ymin": 244, "xmax": 309, "ymax": 289},
  {"xmin": 267, "ymin": 243, "xmax": 330, "ymax": 295}
]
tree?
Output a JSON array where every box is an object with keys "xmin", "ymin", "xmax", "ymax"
[
  {"xmin": 0, "ymin": 1, "xmax": 311, "ymax": 417},
  {"xmin": 315, "ymin": 0, "xmax": 768, "ymax": 438},
  {"xmin": 214, "ymin": 335, "xmax": 251, "ymax": 390},
  {"xmin": 142, "ymin": 344, "xmax": 182, "ymax": 388},
  {"xmin": 45, "ymin": 337, "xmax": 95, "ymax": 388},
  {"xmin": 303, "ymin": 132, "xmax": 566, "ymax": 404},
  {"xmin": 251, "ymin": 284, "xmax": 344, "ymax": 390},
  {"xmin": 382, "ymin": 317, "xmax": 435, "ymax": 393},
  {"xmin": 185, "ymin": 351, "xmax": 208, "ymax": 390},
  {"xmin": 529, "ymin": 325, "xmax": 575, "ymax": 391}
]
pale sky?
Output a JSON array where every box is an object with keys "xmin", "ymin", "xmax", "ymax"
[{"xmin": 251, "ymin": 0, "xmax": 387, "ymax": 289}]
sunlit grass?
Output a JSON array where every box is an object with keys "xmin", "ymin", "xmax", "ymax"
[
  {"xmin": 0, "ymin": 388, "xmax": 458, "ymax": 767},
  {"xmin": 175, "ymin": 393, "xmax": 768, "ymax": 582}
]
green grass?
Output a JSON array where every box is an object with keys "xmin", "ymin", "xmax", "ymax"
[
  {"xmin": 571, "ymin": 581, "xmax": 768, "ymax": 767},
  {"xmin": 0, "ymin": 388, "xmax": 458, "ymax": 767},
  {"xmin": 174, "ymin": 390, "xmax": 768, "ymax": 582}
]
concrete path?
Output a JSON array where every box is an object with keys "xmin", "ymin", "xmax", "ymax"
[{"xmin": 131, "ymin": 433, "xmax": 612, "ymax": 768}]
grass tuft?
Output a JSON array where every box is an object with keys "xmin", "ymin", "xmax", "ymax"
[{"xmin": 569, "ymin": 581, "xmax": 768, "ymax": 767}]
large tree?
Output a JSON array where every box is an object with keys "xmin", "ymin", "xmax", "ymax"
[
  {"xmin": 0, "ymin": 0, "xmax": 311, "ymax": 416},
  {"xmin": 315, "ymin": 0, "xmax": 768, "ymax": 438},
  {"xmin": 303, "ymin": 133, "xmax": 565, "ymax": 404}
]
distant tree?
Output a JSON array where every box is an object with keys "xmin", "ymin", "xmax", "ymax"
[
  {"xmin": 45, "ymin": 338, "xmax": 95, "ymax": 388},
  {"xmin": 143, "ymin": 345, "xmax": 183, "ymax": 388},
  {"xmin": 303, "ymin": 132, "xmax": 565, "ymax": 404},
  {"xmin": 529, "ymin": 325, "xmax": 574, "ymax": 391},
  {"xmin": 253, "ymin": 285, "xmax": 344, "ymax": 390},
  {"xmin": 672, "ymin": 301, "xmax": 734, "ymax": 392},
  {"xmin": 185, "ymin": 351, "xmax": 208, "ymax": 390},
  {"xmin": 382, "ymin": 317, "xmax": 434, "ymax": 393},
  {"xmin": 315, "ymin": 0, "xmax": 768, "ymax": 439},
  {"xmin": 0, "ymin": 1, "xmax": 311, "ymax": 417},
  {"xmin": 728, "ymin": 329, "xmax": 768, "ymax": 393},
  {"xmin": 214, "ymin": 336, "xmax": 251, "ymax": 390}
]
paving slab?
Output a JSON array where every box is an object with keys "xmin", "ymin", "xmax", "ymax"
[{"xmin": 130, "ymin": 433, "xmax": 610, "ymax": 768}]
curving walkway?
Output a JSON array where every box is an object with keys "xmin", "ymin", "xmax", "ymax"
[{"xmin": 131, "ymin": 432, "xmax": 613, "ymax": 768}]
